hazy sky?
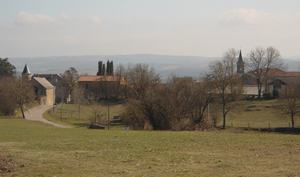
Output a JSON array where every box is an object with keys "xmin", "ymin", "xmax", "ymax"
[{"xmin": 0, "ymin": 0, "xmax": 300, "ymax": 57}]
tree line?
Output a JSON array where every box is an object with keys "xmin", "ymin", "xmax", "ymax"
[
  {"xmin": 0, "ymin": 58, "xmax": 34, "ymax": 118},
  {"xmin": 122, "ymin": 47, "xmax": 299, "ymax": 130},
  {"xmin": 1, "ymin": 46, "xmax": 299, "ymax": 129}
]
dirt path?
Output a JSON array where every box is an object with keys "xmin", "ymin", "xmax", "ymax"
[{"xmin": 24, "ymin": 105, "xmax": 71, "ymax": 128}]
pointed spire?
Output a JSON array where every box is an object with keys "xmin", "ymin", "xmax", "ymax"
[
  {"xmin": 238, "ymin": 50, "xmax": 243, "ymax": 63},
  {"xmin": 237, "ymin": 50, "xmax": 244, "ymax": 74},
  {"xmin": 22, "ymin": 64, "xmax": 31, "ymax": 74}
]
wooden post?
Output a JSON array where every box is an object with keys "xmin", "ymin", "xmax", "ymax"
[
  {"xmin": 107, "ymin": 103, "xmax": 110, "ymax": 130},
  {"xmin": 78, "ymin": 104, "xmax": 81, "ymax": 120},
  {"xmin": 60, "ymin": 108, "xmax": 62, "ymax": 121}
]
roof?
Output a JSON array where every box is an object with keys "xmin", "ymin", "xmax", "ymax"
[
  {"xmin": 33, "ymin": 77, "xmax": 54, "ymax": 89},
  {"xmin": 79, "ymin": 75, "xmax": 126, "ymax": 84},
  {"xmin": 270, "ymin": 71, "xmax": 300, "ymax": 77},
  {"xmin": 248, "ymin": 68, "xmax": 300, "ymax": 78},
  {"xmin": 22, "ymin": 64, "xmax": 31, "ymax": 74},
  {"xmin": 269, "ymin": 77, "xmax": 300, "ymax": 86},
  {"xmin": 33, "ymin": 74, "xmax": 62, "ymax": 79}
]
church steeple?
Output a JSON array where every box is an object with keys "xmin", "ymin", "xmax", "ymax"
[
  {"xmin": 237, "ymin": 50, "xmax": 244, "ymax": 74},
  {"xmin": 22, "ymin": 64, "xmax": 32, "ymax": 80}
]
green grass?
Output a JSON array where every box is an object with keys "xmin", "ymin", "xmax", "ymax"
[
  {"xmin": 219, "ymin": 99, "xmax": 300, "ymax": 128},
  {"xmin": 44, "ymin": 103, "xmax": 125, "ymax": 127},
  {"xmin": 45, "ymin": 100, "xmax": 300, "ymax": 129},
  {"xmin": 0, "ymin": 119, "xmax": 299, "ymax": 177}
]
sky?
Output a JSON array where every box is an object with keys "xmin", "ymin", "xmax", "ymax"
[{"xmin": 0, "ymin": 0, "xmax": 300, "ymax": 58}]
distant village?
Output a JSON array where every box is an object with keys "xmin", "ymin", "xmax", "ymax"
[
  {"xmin": 1, "ymin": 47, "xmax": 299, "ymax": 130},
  {"xmin": 20, "ymin": 50, "xmax": 300, "ymax": 107},
  {"xmin": 21, "ymin": 60, "xmax": 127, "ymax": 106}
]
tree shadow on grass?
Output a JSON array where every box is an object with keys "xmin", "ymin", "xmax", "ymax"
[{"xmin": 241, "ymin": 127, "xmax": 300, "ymax": 135}]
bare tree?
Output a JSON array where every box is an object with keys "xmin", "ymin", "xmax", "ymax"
[
  {"xmin": 126, "ymin": 64, "xmax": 160, "ymax": 99},
  {"xmin": 247, "ymin": 47, "xmax": 282, "ymax": 98},
  {"xmin": 115, "ymin": 64, "xmax": 127, "ymax": 99},
  {"xmin": 209, "ymin": 54, "xmax": 243, "ymax": 129},
  {"xmin": 14, "ymin": 78, "xmax": 35, "ymax": 119},
  {"xmin": 190, "ymin": 79, "xmax": 212, "ymax": 128},
  {"xmin": 166, "ymin": 77, "xmax": 194, "ymax": 126},
  {"xmin": 72, "ymin": 86, "xmax": 87, "ymax": 119},
  {"xmin": 62, "ymin": 67, "xmax": 79, "ymax": 102},
  {"xmin": 124, "ymin": 64, "xmax": 162, "ymax": 130},
  {"xmin": 0, "ymin": 77, "xmax": 34, "ymax": 118},
  {"xmin": 0, "ymin": 77, "xmax": 17, "ymax": 115},
  {"xmin": 280, "ymin": 84, "xmax": 300, "ymax": 128},
  {"xmin": 224, "ymin": 48, "xmax": 239, "ymax": 76}
]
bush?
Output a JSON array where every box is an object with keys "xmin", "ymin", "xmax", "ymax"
[{"xmin": 0, "ymin": 77, "xmax": 17, "ymax": 116}]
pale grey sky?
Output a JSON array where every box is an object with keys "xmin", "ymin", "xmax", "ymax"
[{"xmin": 0, "ymin": 0, "xmax": 300, "ymax": 57}]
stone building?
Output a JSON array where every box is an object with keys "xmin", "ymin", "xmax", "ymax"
[
  {"xmin": 22, "ymin": 65, "xmax": 55, "ymax": 105},
  {"xmin": 78, "ymin": 60, "xmax": 127, "ymax": 101},
  {"xmin": 237, "ymin": 51, "xmax": 300, "ymax": 97},
  {"xmin": 33, "ymin": 74, "xmax": 66, "ymax": 103}
]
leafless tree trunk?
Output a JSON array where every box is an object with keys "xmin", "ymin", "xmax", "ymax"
[
  {"xmin": 62, "ymin": 67, "xmax": 79, "ymax": 103},
  {"xmin": 72, "ymin": 86, "xmax": 86, "ymax": 119},
  {"xmin": 247, "ymin": 47, "xmax": 282, "ymax": 98},
  {"xmin": 280, "ymin": 84, "xmax": 300, "ymax": 128},
  {"xmin": 209, "ymin": 49, "xmax": 243, "ymax": 129}
]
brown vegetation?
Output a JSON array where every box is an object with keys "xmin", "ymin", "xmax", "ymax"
[
  {"xmin": 279, "ymin": 83, "xmax": 300, "ymax": 128},
  {"xmin": 247, "ymin": 47, "xmax": 282, "ymax": 98},
  {"xmin": 208, "ymin": 49, "xmax": 243, "ymax": 129},
  {"xmin": 123, "ymin": 64, "xmax": 215, "ymax": 130},
  {"xmin": 0, "ymin": 154, "xmax": 16, "ymax": 175},
  {"xmin": 0, "ymin": 77, "xmax": 34, "ymax": 117}
]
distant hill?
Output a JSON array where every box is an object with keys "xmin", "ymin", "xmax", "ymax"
[{"xmin": 8, "ymin": 54, "xmax": 300, "ymax": 78}]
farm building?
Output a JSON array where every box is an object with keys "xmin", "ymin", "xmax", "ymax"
[
  {"xmin": 237, "ymin": 51, "xmax": 300, "ymax": 97},
  {"xmin": 33, "ymin": 74, "xmax": 67, "ymax": 103},
  {"xmin": 78, "ymin": 60, "xmax": 127, "ymax": 101},
  {"xmin": 22, "ymin": 65, "xmax": 55, "ymax": 105}
]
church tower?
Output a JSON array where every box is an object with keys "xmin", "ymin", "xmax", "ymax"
[
  {"xmin": 22, "ymin": 64, "xmax": 32, "ymax": 80},
  {"xmin": 237, "ymin": 50, "xmax": 244, "ymax": 74}
]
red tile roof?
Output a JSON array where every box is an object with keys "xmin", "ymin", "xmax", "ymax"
[
  {"xmin": 249, "ymin": 68, "xmax": 300, "ymax": 78},
  {"xmin": 268, "ymin": 68, "xmax": 300, "ymax": 77}
]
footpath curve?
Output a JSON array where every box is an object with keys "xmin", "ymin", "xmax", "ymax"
[{"xmin": 24, "ymin": 105, "xmax": 71, "ymax": 128}]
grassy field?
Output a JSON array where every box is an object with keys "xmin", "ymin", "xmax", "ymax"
[
  {"xmin": 220, "ymin": 99, "xmax": 300, "ymax": 128},
  {"xmin": 44, "ymin": 103, "xmax": 125, "ymax": 127},
  {"xmin": 45, "ymin": 100, "xmax": 300, "ymax": 129},
  {"xmin": 0, "ymin": 119, "xmax": 299, "ymax": 177}
]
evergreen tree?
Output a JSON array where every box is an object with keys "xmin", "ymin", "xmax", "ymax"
[
  {"xmin": 107, "ymin": 60, "xmax": 111, "ymax": 75},
  {"xmin": 0, "ymin": 58, "xmax": 16, "ymax": 77},
  {"xmin": 102, "ymin": 64, "xmax": 106, "ymax": 75},
  {"xmin": 111, "ymin": 61, "xmax": 114, "ymax": 75}
]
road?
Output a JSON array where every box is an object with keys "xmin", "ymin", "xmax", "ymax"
[{"xmin": 24, "ymin": 105, "xmax": 71, "ymax": 128}]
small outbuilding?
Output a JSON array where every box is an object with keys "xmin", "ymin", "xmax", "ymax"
[
  {"xmin": 22, "ymin": 65, "xmax": 55, "ymax": 106},
  {"xmin": 31, "ymin": 77, "xmax": 55, "ymax": 105}
]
